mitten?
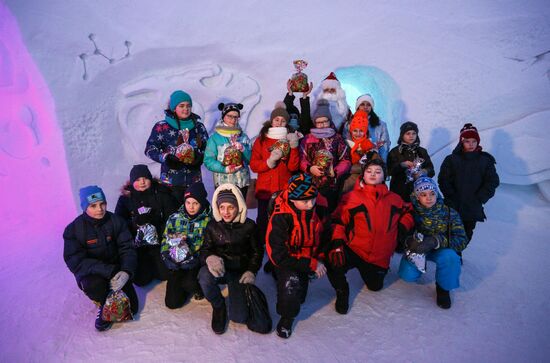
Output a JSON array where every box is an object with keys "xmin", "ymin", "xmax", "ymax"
[
  {"xmin": 266, "ymin": 148, "xmax": 283, "ymax": 168},
  {"xmin": 286, "ymin": 132, "xmax": 300, "ymax": 148},
  {"xmin": 164, "ymin": 154, "xmax": 185, "ymax": 170},
  {"xmin": 110, "ymin": 271, "xmax": 129, "ymax": 291},
  {"xmin": 225, "ymin": 164, "xmax": 242, "ymax": 174},
  {"xmin": 206, "ymin": 255, "xmax": 225, "ymax": 277},
  {"xmin": 328, "ymin": 240, "xmax": 346, "ymax": 268},
  {"xmin": 406, "ymin": 233, "xmax": 440, "ymax": 254},
  {"xmin": 238, "ymin": 271, "xmax": 255, "ymax": 284}
]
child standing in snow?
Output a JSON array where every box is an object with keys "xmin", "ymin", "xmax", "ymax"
[
  {"xmin": 398, "ymin": 177, "xmax": 467, "ymax": 309},
  {"xmin": 115, "ymin": 164, "xmax": 178, "ymax": 287},
  {"xmin": 341, "ymin": 109, "xmax": 377, "ymax": 194},
  {"xmin": 266, "ymin": 173, "xmax": 332, "ymax": 338},
  {"xmin": 327, "ymin": 159, "xmax": 414, "ymax": 314},
  {"xmin": 204, "ymin": 103, "xmax": 252, "ymax": 198},
  {"xmin": 63, "ymin": 185, "xmax": 138, "ymax": 331},
  {"xmin": 438, "ymin": 123, "xmax": 500, "ymax": 247},
  {"xmin": 144, "ymin": 90, "xmax": 209, "ymax": 203},
  {"xmin": 250, "ymin": 103, "xmax": 300, "ymax": 257},
  {"xmin": 161, "ymin": 182, "xmax": 212, "ymax": 309},
  {"xmin": 299, "ymin": 99, "xmax": 351, "ymax": 212},
  {"xmin": 198, "ymin": 184, "xmax": 263, "ymax": 335},
  {"xmin": 387, "ymin": 121, "xmax": 435, "ymax": 202}
]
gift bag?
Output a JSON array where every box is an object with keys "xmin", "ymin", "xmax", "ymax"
[
  {"xmin": 101, "ymin": 290, "xmax": 133, "ymax": 322},
  {"xmin": 405, "ymin": 250, "xmax": 427, "ymax": 273},
  {"xmin": 244, "ymin": 284, "xmax": 272, "ymax": 334},
  {"xmin": 167, "ymin": 234, "xmax": 191, "ymax": 263},
  {"xmin": 134, "ymin": 223, "xmax": 159, "ymax": 248},
  {"xmin": 289, "ymin": 60, "xmax": 309, "ymax": 93},
  {"xmin": 222, "ymin": 134, "xmax": 243, "ymax": 167},
  {"xmin": 268, "ymin": 139, "xmax": 291, "ymax": 159},
  {"xmin": 313, "ymin": 149, "xmax": 333, "ymax": 173},
  {"xmin": 175, "ymin": 129, "xmax": 195, "ymax": 164}
]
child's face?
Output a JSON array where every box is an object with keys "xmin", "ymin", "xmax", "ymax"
[
  {"xmin": 219, "ymin": 202, "xmax": 238, "ymax": 222},
  {"xmin": 417, "ymin": 190, "xmax": 437, "ymax": 208},
  {"xmin": 352, "ymin": 128, "xmax": 365, "ymax": 140},
  {"xmin": 357, "ymin": 101, "xmax": 372, "ymax": 113},
  {"xmin": 314, "ymin": 117, "xmax": 330, "ymax": 128},
  {"xmin": 363, "ymin": 165, "xmax": 384, "ymax": 185},
  {"xmin": 133, "ymin": 177, "xmax": 151, "ymax": 192},
  {"xmin": 462, "ymin": 138, "xmax": 478, "ymax": 152},
  {"xmin": 185, "ymin": 197, "xmax": 201, "ymax": 216},
  {"xmin": 175, "ymin": 101, "xmax": 192, "ymax": 120},
  {"xmin": 271, "ymin": 116, "xmax": 287, "ymax": 128},
  {"xmin": 86, "ymin": 201, "xmax": 107, "ymax": 219},
  {"xmin": 402, "ymin": 130, "xmax": 417, "ymax": 144},
  {"xmin": 290, "ymin": 198, "xmax": 316, "ymax": 211},
  {"xmin": 223, "ymin": 111, "xmax": 240, "ymax": 127}
]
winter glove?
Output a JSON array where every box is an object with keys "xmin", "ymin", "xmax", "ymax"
[
  {"xmin": 164, "ymin": 154, "xmax": 185, "ymax": 170},
  {"xmin": 110, "ymin": 271, "xmax": 129, "ymax": 292},
  {"xmin": 286, "ymin": 132, "xmax": 300, "ymax": 148},
  {"xmin": 238, "ymin": 271, "xmax": 256, "ymax": 284},
  {"xmin": 406, "ymin": 232, "xmax": 441, "ymax": 254},
  {"xmin": 315, "ymin": 261, "xmax": 327, "ymax": 279},
  {"xmin": 225, "ymin": 164, "xmax": 243, "ymax": 174},
  {"xmin": 328, "ymin": 240, "xmax": 346, "ymax": 268},
  {"xmin": 206, "ymin": 255, "xmax": 225, "ymax": 278},
  {"xmin": 266, "ymin": 148, "xmax": 284, "ymax": 168}
]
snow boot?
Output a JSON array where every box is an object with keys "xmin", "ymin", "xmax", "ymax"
[
  {"xmin": 436, "ymin": 283, "xmax": 451, "ymax": 309},
  {"xmin": 95, "ymin": 305, "xmax": 113, "ymax": 332},
  {"xmin": 211, "ymin": 300, "xmax": 227, "ymax": 334},
  {"xmin": 335, "ymin": 286, "xmax": 349, "ymax": 315},
  {"xmin": 276, "ymin": 317, "xmax": 294, "ymax": 339}
]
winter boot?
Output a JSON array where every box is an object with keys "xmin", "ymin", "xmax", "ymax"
[
  {"xmin": 211, "ymin": 300, "xmax": 227, "ymax": 334},
  {"xmin": 335, "ymin": 286, "xmax": 350, "ymax": 315},
  {"xmin": 436, "ymin": 283, "xmax": 451, "ymax": 309},
  {"xmin": 95, "ymin": 305, "xmax": 113, "ymax": 332},
  {"xmin": 276, "ymin": 317, "xmax": 294, "ymax": 339}
]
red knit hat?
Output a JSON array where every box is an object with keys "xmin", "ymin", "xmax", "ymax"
[
  {"xmin": 350, "ymin": 110, "xmax": 369, "ymax": 134},
  {"xmin": 321, "ymin": 72, "xmax": 340, "ymax": 90},
  {"xmin": 460, "ymin": 123, "xmax": 480, "ymax": 143}
]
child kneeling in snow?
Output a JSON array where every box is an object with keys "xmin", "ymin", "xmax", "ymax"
[
  {"xmin": 198, "ymin": 184, "xmax": 263, "ymax": 335},
  {"xmin": 63, "ymin": 186, "xmax": 138, "ymax": 331},
  {"xmin": 398, "ymin": 177, "xmax": 467, "ymax": 309},
  {"xmin": 266, "ymin": 173, "xmax": 331, "ymax": 339},
  {"xmin": 161, "ymin": 182, "xmax": 212, "ymax": 309}
]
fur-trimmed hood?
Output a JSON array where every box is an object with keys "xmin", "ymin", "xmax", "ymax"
[{"xmin": 211, "ymin": 183, "xmax": 247, "ymax": 223}]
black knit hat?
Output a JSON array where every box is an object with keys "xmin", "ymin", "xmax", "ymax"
[
  {"xmin": 398, "ymin": 121, "xmax": 420, "ymax": 144},
  {"xmin": 184, "ymin": 182, "xmax": 208, "ymax": 206},
  {"xmin": 217, "ymin": 189, "xmax": 238, "ymax": 208},
  {"xmin": 218, "ymin": 102, "xmax": 244, "ymax": 119},
  {"xmin": 130, "ymin": 164, "xmax": 152, "ymax": 184}
]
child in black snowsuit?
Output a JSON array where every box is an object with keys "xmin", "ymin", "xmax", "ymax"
[
  {"xmin": 387, "ymin": 121, "xmax": 434, "ymax": 202},
  {"xmin": 438, "ymin": 123, "xmax": 500, "ymax": 247},
  {"xmin": 115, "ymin": 164, "xmax": 179, "ymax": 286},
  {"xmin": 63, "ymin": 185, "xmax": 138, "ymax": 331}
]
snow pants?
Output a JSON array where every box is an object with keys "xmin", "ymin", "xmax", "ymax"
[
  {"xmin": 78, "ymin": 274, "xmax": 139, "ymax": 315},
  {"xmin": 198, "ymin": 266, "xmax": 248, "ymax": 323},
  {"xmin": 164, "ymin": 267, "xmax": 201, "ymax": 309},
  {"xmin": 398, "ymin": 248, "xmax": 461, "ymax": 291},
  {"xmin": 134, "ymin": 245, "xmax": 170, "ymax": 286},
  {"xmin": 274, "ymin": 268, "xmax": 310, "ymax": 319}
]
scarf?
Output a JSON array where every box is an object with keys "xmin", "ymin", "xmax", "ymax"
[
  {"xmin": 266, "ymin": 127, "xmax": 288, "ymax": 140},
  {"xmin": 311, "ymin": 127, "xmax": 336, "ymax": 139}
]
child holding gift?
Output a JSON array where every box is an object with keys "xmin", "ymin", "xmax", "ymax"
[
  {"xmin": 387, "ymin": 121, "xmax": 434, "ymax": 202},
  {"xmin": 204, "ymin": 102, "xmax": 252, "ymax": 198},
  {"xmin": 145, "ymin": 90, "xmax": 209, "ymax": 203},
  {"xmin": 299, "ymin": 99, "xmax": 351, "ymax": 212},
  {"xmin": 63, "ymin": 185, "xmax": 138, "ymax": 331},
  {"xmin": 398, "ymin": 177, "xmax": 467, "ymax": 309},
  {"xmin": 161, "ymin": 182, "xmax": 212, "ymax": 309},
  {"xmin": 250, "ymin": 103, "xmax": 301, "ymax": 255}
]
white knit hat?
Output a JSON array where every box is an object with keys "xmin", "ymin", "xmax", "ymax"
[{"xmin": 355, "ymin": 94, "xmax": 375, "ymax": 110}]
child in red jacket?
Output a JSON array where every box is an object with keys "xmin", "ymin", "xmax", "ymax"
[
  {"xmin": 266, "ymin": 173, "xmax": 331, "ymax": 339},
  {"xmin": 327, "ymin": 159, "xmax": 414, "ymax": 314}
]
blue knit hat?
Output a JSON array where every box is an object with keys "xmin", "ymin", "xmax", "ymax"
[
  {"xmin": 169, "ymin": 90, "xmax": 192, "ymax": 111},
  {"xmin": 79, "ymin": 185, "xmax": 106, "ymax": 211},
  {"xmin": 288, "ymin": 173, "xmax": 318, "ymax": 200},
  {"xmin": 413, "ymin": 177, "xmax": 438, "ymax": 195}
]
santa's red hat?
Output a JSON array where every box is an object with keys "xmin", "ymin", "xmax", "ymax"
[{"xmin": 321, "ymin": 72, "xmax": 341, "ymax": 90}]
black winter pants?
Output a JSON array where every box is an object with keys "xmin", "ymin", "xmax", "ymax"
[
  {"xmin": 78, "ymin": 274, "xmax": 139, "ymax": 315},
  {"xmin": 462, "ymin": 220, "xmax": 477, "ymax": 243},
  {"xmin": 134, "ymin": 245, "xmax": 170, "ymax": 286},
  {"xmin": 274, "ymin": 268, "xmax": 310, "ymax": 319},
  {"xmin": 327, "ymin": 246, "xmax": 388, "ymax": 292},
  {"xmin": 164, "ymin": 267, "xmax": 200, "ymax": 309}
]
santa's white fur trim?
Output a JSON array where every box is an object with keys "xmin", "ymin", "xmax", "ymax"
[
  {"xmin": 355, "ymin": 94, "xmax": 375, "ymax": 110},
  {"xmin": 321, "ymin": 79, "xmax": 340, "ymax": 90}
]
